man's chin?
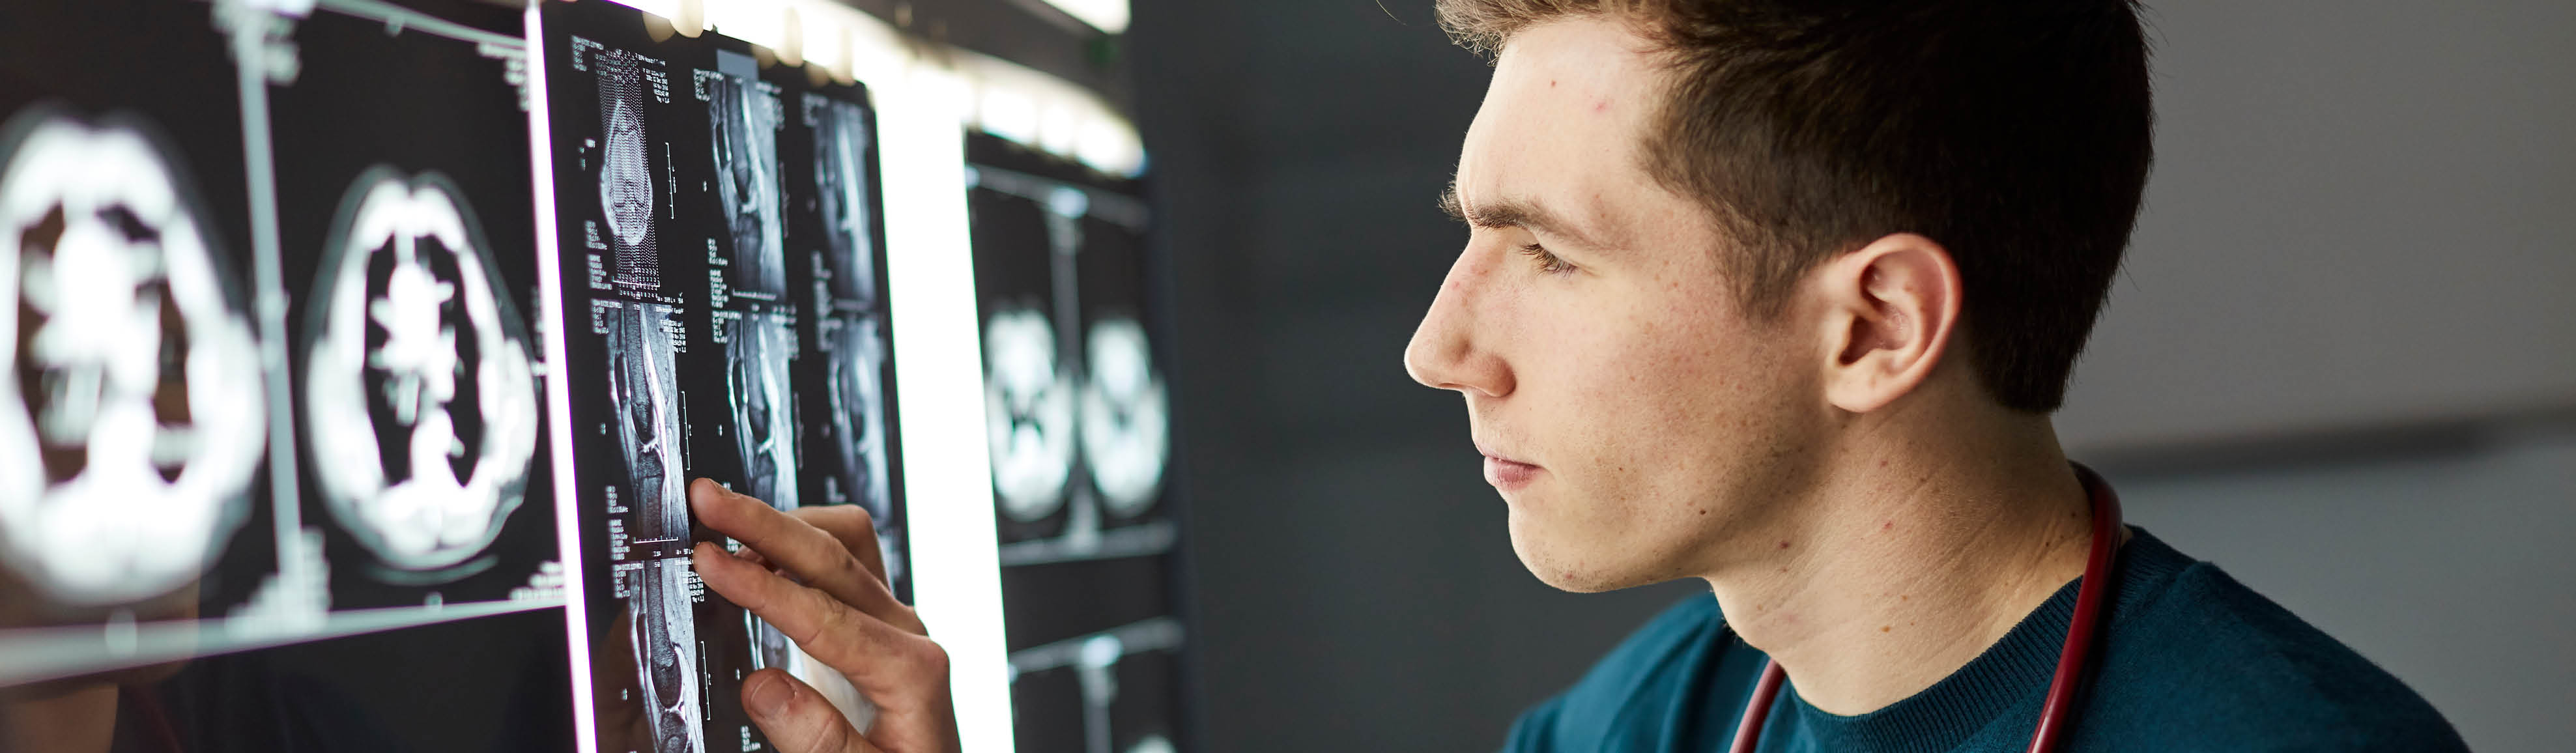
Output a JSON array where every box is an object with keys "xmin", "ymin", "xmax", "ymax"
[{"xmin": 1507, "ymin": 524, "xmax": 1658, "ymax": 594}]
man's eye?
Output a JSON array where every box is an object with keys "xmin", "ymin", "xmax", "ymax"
[{"xmin": 1517, "ymin": 243, "xmax": 1576, "ymax": 275}]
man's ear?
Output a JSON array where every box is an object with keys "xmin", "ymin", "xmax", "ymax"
[{"xmin": 1816, "ymin": 233, "xmax": 1963, "ymax": 414}]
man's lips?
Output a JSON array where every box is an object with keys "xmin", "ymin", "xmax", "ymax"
[
  {"xmin": 1475, "ymin": 440, "xmax": 1541, "ymax": 490},
  {"xmin": 1483, "ymin": 455, "xmax": 1541, "ymax": 490}
]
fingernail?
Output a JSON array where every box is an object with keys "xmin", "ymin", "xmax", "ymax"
[{"xmin": 744, "ymin": 672, "xmax": 792, "ymax": 718}]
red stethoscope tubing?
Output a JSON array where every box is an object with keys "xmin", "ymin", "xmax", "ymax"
[{"xmin": 1727, "ymin": 467, "xmax": 2125, "ymax": 753}]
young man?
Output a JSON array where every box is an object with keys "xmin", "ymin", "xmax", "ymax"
[
  {"xmin": 1403, "ymin": 0, "xmax": 2465, "ymax": 750},
  {"xmin": 685, "ymin": 1, "xmax": 2467, "ymax": 751}
]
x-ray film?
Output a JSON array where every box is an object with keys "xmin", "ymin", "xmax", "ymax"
[
  {"xmin": 699, "ymin": 51, "xmax": 789, "ymax": 304},
  {"xmin": 0, "ymin": 108, "xmax": 266, "ymax": 610},
  {"xmin": 966, "ymin": 133, "xmax": 1187, "ymax": 753},
  {"xmin": 0, "ymin": 1, "xmax": 278, "ymax": 681},
  {"xmin": 269, "ymin": 8, "xmax": 564, "ymax": 609},
  {"xmin": 3, "ymin": 3, "xmax": 580, "ymax": 742},
  {"xmin": 1074, "ymin": 216, "xmax": 1169, "ymax": 524},
  {"xmin": 790, "ymin": 80, "xmax": 910, "ymax": 603},
  {"xmin": 539, "ymin": 3, "xmax": 826, "ymax": 750},
  {"xmin": 302, "ymin": 169, "xmax": 541, "ymax": 581},
  {"xmin": 706, "ymin": 308, "xmax": 800, "ymax": 519},
  {"xmin": 969, "ymin": 175, "xmax": 1076, "ymax": 541}
]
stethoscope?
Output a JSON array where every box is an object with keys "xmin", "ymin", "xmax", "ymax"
[{"xmin": 1728, "ymin": 465, "xmax": 2125, "ymax": 753}]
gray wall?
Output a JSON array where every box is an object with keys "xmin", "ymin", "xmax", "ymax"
[
  {"xmin": 1123, "ymin": 1, "xmax": 2574, "ymax": 751},
  {"xmin": 2059, "ymin": 0, "xmax": 2576, "ymax": 450}
]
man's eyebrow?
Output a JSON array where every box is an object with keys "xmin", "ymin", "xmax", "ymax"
[{"xmin": 1438, "ymin": 184, "xmax": 1603, "ymax": 249}]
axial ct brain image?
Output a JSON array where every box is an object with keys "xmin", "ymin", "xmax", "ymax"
[
  {"xmin": 304, "ymin": 168, "xmax": 541, "ymax": 575},
  {"xmin": 0, "ymin": 108, "xmax": 268, "ymax": 607}
]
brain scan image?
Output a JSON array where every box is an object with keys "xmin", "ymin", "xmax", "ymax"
[
  {"xmin": 629, "ymin": 556, "xmax": 706, "ymax": 753},
  {"xmin": 984, "ymin": 307, "xmax": 1078, "ymax": 523},
  {"xmin": 1080, "ymin": 317, "xmax": 1168, "ymax": 519},
  {"xmin": 0, "ymin": 109, "xmax": 266, "ymax": 606},
  {"xmin": 705, "ymin": 61, "xmax": 784, "ymax": 298},
  {"xmin": 606, "ymin": 302, "xmax": 687, "ymax": 550},
  {"xmin": 723, "ymin": 312, "xmax": 797, "ymax": 511},
  {"xmin": 595, "ymin": 49, "xmax": 659, "ymax": 292},
  {"xmin": 810, "ymin": 97, "xmax": 876, "ymax": 305},
  {"xmin": 304, "ymin": 169, "xmax": 540, "ymax": 573}
]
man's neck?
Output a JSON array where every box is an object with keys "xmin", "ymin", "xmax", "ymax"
[{"xmin": 1701, "ymin": 405, "xmax": 2098, "ymax": 716}]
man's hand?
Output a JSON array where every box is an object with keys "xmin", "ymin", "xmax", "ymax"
[{"xmin": 688, "ymin": 479, "xmax": 962, "ymax": 753}]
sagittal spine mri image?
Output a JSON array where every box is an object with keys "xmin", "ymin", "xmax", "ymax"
[{"xmin": 0, "ymin": 108, "xmax": 268, "ymax": 608}]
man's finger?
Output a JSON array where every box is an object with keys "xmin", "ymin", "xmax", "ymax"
[
  {"xmin": 693, "ymin": 543, "xmax": 941, "ymax": 689},
  {"xmin": 786, "ymin": 505, "xmax": 889, "ymax": 590},
  {"xmin": 689, "ymin": 479, "xmax": 908, "ymax": 627},
  {"xmin": 741, "ymin": 669, "xmax": 882, "ymax": 753}
]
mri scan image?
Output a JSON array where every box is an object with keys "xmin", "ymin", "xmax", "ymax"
[
  {"xmin": 0, "ymin": 108, "xmax": 267, "ymax": 606},
  {"xmin": 303, "ymin": 168, "xmax": 540, "ymax": 575},
  {"xmin": 722, "ymin": 311, "xmax": 798, "ymax": 511},
  {"xmin": 629, "ymin": 555, "xmax": 706, "ymax": 753},
  {"xmin": 814, "ymin": 312, "xmax": 901, "ymax": 596},
  {"xmin": 596, "ymin": 48, "xmax": 662, "ymax": 293},
  {"xmin": 794, "ymin": 79, "xmax": 906, "ymax": 603},
  {"xmin": 704, "ymin": 51, "xmax": 785, "ymax": 300},
  {"xmin": 809, "ymin": 96, "xmax": 876, "ymax": 305},
  {"xmin": 1080, "ymin": 317, "xmax": 1167, "ymax": 519},
  {"xmin": 984, "ymin": 307, "xmax": 1078, "ymax": 523},
  {"xmin": 968, "ymin": 134, "xmax": 1188, "ymax": 753},
  {"xmin": 605, "ymin": 301, "xmax": 687, "ymax": 550},
  {"xmin": 820, "ymin": 315, "xmax": 893, "ymax": 524}
]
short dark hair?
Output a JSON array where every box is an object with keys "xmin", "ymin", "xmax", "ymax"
[{"xmin": 1437, "ymin": 0, "xmax": 2154, "ymax": 412}]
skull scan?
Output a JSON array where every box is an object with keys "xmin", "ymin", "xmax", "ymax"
[
  {"xmin": 983, "ymin": 307, "xmax": 1076, "ymax": 522},
  {"xmin": 0, "ymin": 110, "xmax": 266, "ymax": 606},
  {"xmin": 304, "ymin": 169, "xmax": 541, "ymax": 573},
  {"xmin": 1080, "ymin": 317, "xmax": 1168, "ymax": 519}
]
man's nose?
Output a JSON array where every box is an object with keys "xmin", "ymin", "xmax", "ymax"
[{"xmin": 1403, "ymin": 249, "xmax": 1513, "ymax": 399}]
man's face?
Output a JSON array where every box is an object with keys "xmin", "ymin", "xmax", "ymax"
[{"xmin": 1405, "ymin": 18, "xmax": 1825, "ymax": 592}]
